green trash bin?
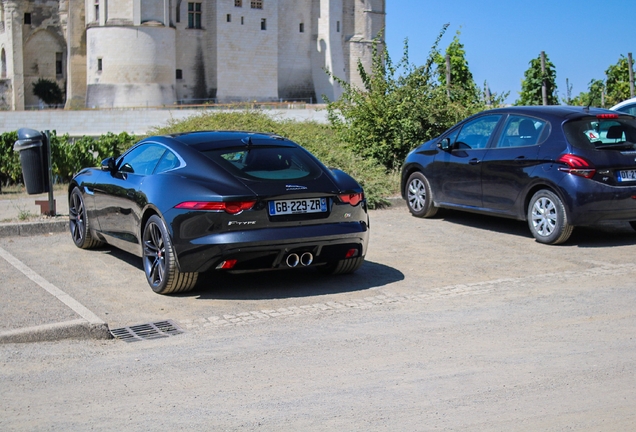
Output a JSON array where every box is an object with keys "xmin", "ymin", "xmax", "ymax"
[{"xmin": 13, "ymin": 128, "xmax": 49, "ymax": 195}]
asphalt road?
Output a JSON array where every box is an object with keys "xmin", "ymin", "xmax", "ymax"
[{"xmin": 1, "ymin": 205, "xmax": 636, "ymax": 430}]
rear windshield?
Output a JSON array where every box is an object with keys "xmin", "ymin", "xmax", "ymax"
[
  {"xmin": 564, "ymin": 117, "xmax": 636, "ymax": 151},
  {"xmin": 202, "ymin": 146, "xmax": 322, "ymax": 180}
]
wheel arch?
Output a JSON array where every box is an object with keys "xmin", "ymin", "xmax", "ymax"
[
  {"xmin": 522, "ymin": 183, "xmax": 569, "ymax": 221},
  {"xmin": 401, "ymin": 163, "xmax": 426, "ymax": 199}
]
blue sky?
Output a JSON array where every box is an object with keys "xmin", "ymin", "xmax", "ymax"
[{"xmin": 385, "ymin": 0, "xmax": 635, "ymax": 104}]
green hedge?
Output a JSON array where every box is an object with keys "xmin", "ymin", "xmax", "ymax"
[{"xmin": 0, "ymin": 131, "xmax": 136, "ymax": 188}]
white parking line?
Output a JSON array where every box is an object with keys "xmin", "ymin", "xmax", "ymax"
[{"xmin": 0, "ymin": 246, "xmax": 105, "ymax": 326}]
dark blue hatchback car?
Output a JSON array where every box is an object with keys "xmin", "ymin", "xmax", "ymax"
[{"xmin": 401, "ymin": 106, "xmax": 636, "ymax": 244}]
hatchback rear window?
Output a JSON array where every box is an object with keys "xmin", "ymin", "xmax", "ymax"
[
  {"xmin": 563, "ymin": 117, "xmax": 636, "ymax": 151},
  {"xmin": 203, "ymin": 146, "xmax": 322, "ymax": 180}
]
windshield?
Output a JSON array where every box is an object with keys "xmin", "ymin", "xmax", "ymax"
[
  {"xmin": 202, "ymin": 146, "xmax": 322, "ymax": 180},
  {"xmin": 563, "ymin": 117, "xmax": 636, "ymax": 151}
]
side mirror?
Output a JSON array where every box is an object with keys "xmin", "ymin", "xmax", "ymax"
[
  {"xmin": 101, "ymin": 157, "xmax": 117, "ymax": 172},
  {"xmin": 439, "ymin": 137, "xmax": 452, "ymax": 151}
]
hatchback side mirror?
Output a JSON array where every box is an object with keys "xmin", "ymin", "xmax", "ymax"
[{"xmin": 439, "ymin": 137, "xmax": 452, "ymax": 151}]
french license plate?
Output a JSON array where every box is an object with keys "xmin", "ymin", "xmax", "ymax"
[
  {"xmin": 618, "ymin": 170, "xmax": 636, "ymax": 182},
  {"xmin": 269, "ymin": 198, "xmax": 327, "ymax": 215}
]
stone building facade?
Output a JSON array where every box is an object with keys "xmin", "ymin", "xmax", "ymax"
[{"xmin": 0, "ymin": 0, "xmax": 385, "ymax": 110}]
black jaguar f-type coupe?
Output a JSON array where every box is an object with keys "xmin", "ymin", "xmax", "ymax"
[{"xmin": 68, "ymin": 131, "xmax": 369, "ymax": 294}]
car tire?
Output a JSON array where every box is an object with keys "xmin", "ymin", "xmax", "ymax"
[
  {"xmin": 527, "ymin": 190, "xmax": 574, "ymax": 245},
  {"xmin": 319, "ymin": 256, "xmax": 365, "ymax": 275},
  {"xmin": 69, "ymin": 187, "xmax": 103, "ymax": 249},
  {"xmin": 629, "ymin": 221, "xmax": 636, "ymax": 232},
  {"xmin": 142, "ymin": 214, "xmax": 198, "ymax": 294},
  {"xmin": 406, "ymin": 172, "xmax": 438, "ymax": 218}
]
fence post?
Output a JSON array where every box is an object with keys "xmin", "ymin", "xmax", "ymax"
[{"xmin": 628, "ymin": 52, "xmax": 634, "ymax": 98}]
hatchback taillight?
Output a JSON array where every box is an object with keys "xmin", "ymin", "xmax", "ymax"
[
  {"xmin": 556, "ymin": 154, "xmax": 596, "ymax": 179},
  {"xmin": 339, "ymin": 192, "xmax": 364, "ymax": 206},
  {"xmin": 175, "ymin": 201, "xmax": 256, "ymax": 214}
]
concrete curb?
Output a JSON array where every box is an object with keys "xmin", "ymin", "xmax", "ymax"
[
  {"xmin": 0, "ymin": 219, "xmax": 68, "ymax": 238},
  {"xmin": 0, "ymin": 319, "xmax": 112, "ymax": 344}
]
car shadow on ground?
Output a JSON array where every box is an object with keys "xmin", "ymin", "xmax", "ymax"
[
  {"xmin": 189, "ymin": 260, "xmax": 404, "ymax": 300},
  {"xmin": 438, "ymin": 209, "xmax": 636, "ymax": 247},
  {"xmin": 100, "ymin": 247, "xmax": 404, "ymax": 300}
]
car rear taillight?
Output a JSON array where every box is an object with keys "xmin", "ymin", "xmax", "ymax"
[
  {"xmin": 339, "ymin": 192, "xmax": 364, "ymax": 206},
  {"xmin": 597, "ymin": 113, "xmax": 619, "ymax": 119},
  {"xmin": 175, "ymin": 201, "xmax": 256, "ymax": 214},
  {"xmin": 556, "ymin": 154, "xmax": 596, "ymax": 179}
]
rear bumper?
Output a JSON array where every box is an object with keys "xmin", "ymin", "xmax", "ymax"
[
  {"xmin": 172, "ymin": 222, "xmax": 370, "ymax": 273},
  {"xmin": 558, "ymin": 176, "xmax": 636, "ymax": 225}
]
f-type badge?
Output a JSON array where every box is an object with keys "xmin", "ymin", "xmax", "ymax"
[{"xmin": 286, "ymin": 184, "xmax": 307, "ymax": 191}]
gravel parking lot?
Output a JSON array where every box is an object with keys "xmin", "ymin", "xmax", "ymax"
[{"xmin": 1, "ymin": 203, "xmax": 636, "ymax": 430}]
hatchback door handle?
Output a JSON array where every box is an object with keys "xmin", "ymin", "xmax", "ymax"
[{"xmin": 469, "ymin": 158, "xmax": 481, "ymax": 165}]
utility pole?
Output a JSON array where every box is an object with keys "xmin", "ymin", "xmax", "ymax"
[
  {"xmin": 445, "ymin": 54, "xmax": 451, "ymax": 98},
  {"xmin": 540, "ymin": 51, "xmax": 548, "ymax": 106},
  {"xmin": 628, "ymin": 52, "xmax": 634, "ymax": 98}
]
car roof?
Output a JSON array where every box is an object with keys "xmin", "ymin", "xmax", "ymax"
[
  {"xmin": 166, "ymin": 130, "xmax": 294, "ymax": 151},
  {"xmin": 483, "ymin": 105, "xmax": 620, "ymax": 120}
]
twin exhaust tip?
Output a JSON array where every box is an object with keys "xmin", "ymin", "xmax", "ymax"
[{"xmin": 286, "ymin": 252, "xmax": 313, "ymax": 268}]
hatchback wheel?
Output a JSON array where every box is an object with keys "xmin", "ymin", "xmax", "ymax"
[
  {"xmin": 143, "ymin": 214, "xmax": 198, "ymax": 294},
  {"xmin": 69, "ymin": 187, "xmax": 103, "ymax": 249},
  {"xmin": 527, "ymin": 190, "xmax": 573, "ymax": 245},
  {"xmin": 406, "ymin": 172, "xmax": 438, "ymax": 218},
  {"xmin": 629, "ymin": 221, "xmax": 636, "ymax": 232}
]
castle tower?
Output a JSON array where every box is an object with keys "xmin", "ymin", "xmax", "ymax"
[{"xmin": 84, "ymin": 0, "xmax": 176, "ymax": 108}]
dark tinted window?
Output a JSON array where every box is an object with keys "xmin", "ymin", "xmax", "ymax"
[
  {"xmin": 154, "ymin": 150, "xmax": 181, "ymax": 174},
  {"xmin": 204, "ymin": 146, "xmax": 321, "ymax": 180},
  {"xmin": 496, "ymin": 115, "xmax": 547, "ymax": 148},
  {"xmin": 563, "ymin": 117, "xmax": 636, "ymax": 150},
  {"xmin": 454, "ymin": 115, "xmax": 502, "ymax": 149}
]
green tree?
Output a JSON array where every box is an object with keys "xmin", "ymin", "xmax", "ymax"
[
  {"xmin": 326, "ymin": 25, "xmax": 498, "ymax": 171},
  {"xmin": 604, "ymin": 55, "xmax": 633, "ymax": 106},
  {"xmin": 516, "ymin": 53, "xmax": 558, "ymax": 105},
  {"xmin": 434, "ymin": 31, "xmax": 479, "ymax": 103},
  {"xmin": 570, "ymin": 78, "xmax": 605, "ymax": 107},
  {"xmin": 32, "ymin": 78, "xmax": 64, "ymax": 107}
]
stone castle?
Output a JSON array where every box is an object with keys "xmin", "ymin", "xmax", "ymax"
[{"xmin": 0, "ymin": 0, "xmax": 385, "ymax": 110}]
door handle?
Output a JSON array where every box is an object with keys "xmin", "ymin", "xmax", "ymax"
[{"xmin": 469, "ymin": 158, "xmax": 481, "ymax": 165}]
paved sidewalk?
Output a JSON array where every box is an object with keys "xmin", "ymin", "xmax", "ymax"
[{"xmin": 0, "ymin": 189, "xmax": 69, "ymax": 237}]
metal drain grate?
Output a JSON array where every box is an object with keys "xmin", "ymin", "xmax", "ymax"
[{"xmin": 110, "ymin": 320, "xmax": 184, "ymax": 342}]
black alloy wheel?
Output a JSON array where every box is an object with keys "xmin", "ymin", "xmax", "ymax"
[
  {"xmin": 69, "ymin": 187, "xmax": 103, "ymax": 249},
  {"xmin": 142, "ymin": 214, "xmax": 198, "ymax": 294}
]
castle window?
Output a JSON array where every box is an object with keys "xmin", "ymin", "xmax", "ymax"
[
  {"xmin": 176, "ymin": 0, "xmax": 181, "ymax": 22},
  {"xmin": 241, "ymin": 16, "xmax": 244, "ymax": 25},
  {"xmin": 97, "ymin": 58, "xmax": 102, "ymax": 72},
  {"xmin": 24, "ymin": 13, "xmax": 31, "ymax": 25},
  {"xmin": 260, "ymin": 18, "xmax": 266, "ymax": 30},
  {"xmin": 188, "ymin": 2, "xmax": 202, "ymax": 29},
  {"xmin": 336, "ymin": 21, "xmax": 340, "ymax": 32},
  {"xmin": 176, "ymin": 69, "xmax": 183, "ymax": 80},
  {"xmin": 299, "ymin": 23, "xmax": 304, "ymax": 33},
  {"xmin": 56, "ymin": 53, "xmax": 63, "ymax": 76},
  {"xmin": 235, "ymin": 0, "xmax": 242, "ymax": 7},
  {"xmin": 251, "ymin": 0, "xmax": 263, "ymax": 9},
  {"xmin": 226, "ymin": 14, "xmax": 231, "ymax": 22}
]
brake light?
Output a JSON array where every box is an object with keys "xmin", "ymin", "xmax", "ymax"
[
  {"xmin": 556, "ymin": 154, "xmax": 596, "ymax": 179},
  {"xmin": 175, "ymin": 201, "xmax": 256, "ymax": 214},
  {"xmin": 597, "ymin": 113, "xmax": 619, "ymax": 119},
  {"xmin": 339, "ymin": 192, "xmax": 364, "ymax": 206},
  {"xmin": 216, "ymin": 259, "xmax": 237, "ymax": 270}
]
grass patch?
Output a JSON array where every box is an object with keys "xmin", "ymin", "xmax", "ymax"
[{"xmin": 151, "ymin": 110, "xmax": 399, "ymax": 208}]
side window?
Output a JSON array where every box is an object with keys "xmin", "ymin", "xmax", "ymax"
[
  {"xmin": 154, "ymin": 150, "xmax": 181, "ymax": 174},
  {"xmin": 497, "ymin": 116, "xmax": 547, "ymax": 148},
  {"xmin": 118, "ymin": 144, "xmax": 167, "ymax": 176},
  {"xmin": 454, "ymin": 115, "xmax": 502, "ymax": 149}
]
